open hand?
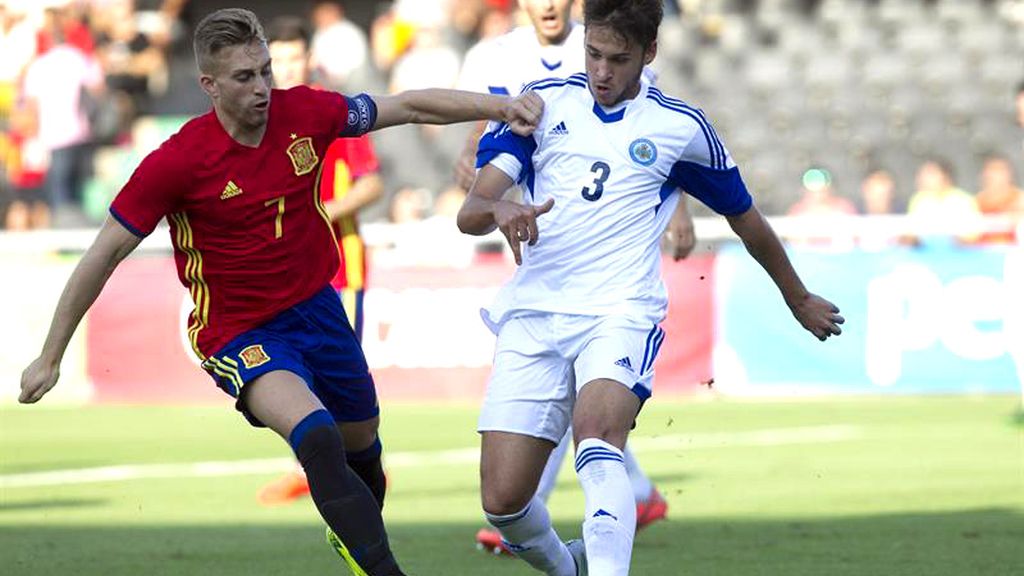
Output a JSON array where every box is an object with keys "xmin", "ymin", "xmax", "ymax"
[
  {"xmin": 502, "ymin": 91, "xmax": 544, "ymax": 136},
  {"xmin": 20, "ymin": 357, "xmax": 60, "ymax": 403},
  {"xmin": 789, "ymin": 293, "xmax": 844, "ymax": 341},
  {"xmin": 494, "ymin": 197, "xmax": 555, "ymax": 265}
]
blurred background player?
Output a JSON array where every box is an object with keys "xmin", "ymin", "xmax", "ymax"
[
  {"xmin": 258, "ymin": 15, "xmax": 385, "ymax": 506},
  {"xmin": 454, "ymin": 0, "xmax": 685, "ymax": 554}
]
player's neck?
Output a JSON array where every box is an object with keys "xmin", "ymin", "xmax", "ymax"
[
  {"xmin": 534, "ymin": 22, "xmax": 573, "ymax": 47},
  {"xmin": 215, "ymin": 107, "xmax": 267, "ymax": 148}
]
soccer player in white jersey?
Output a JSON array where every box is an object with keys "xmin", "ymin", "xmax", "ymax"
[
  {"xmin": 455, "ymin": 0, "xmax": 689, "ymax": 554},
  {"xmin": 457, "ymin": 1, "xmax": 844, "ymax": 574}
]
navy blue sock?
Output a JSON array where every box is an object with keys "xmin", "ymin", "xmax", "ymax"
[
  {"xmin": 290, "ymin": 410, "xmax": 404, "ymax": 576},
  {"xmin": 347, "ymin": 437, "xmax": 386, "ymax": 509}
]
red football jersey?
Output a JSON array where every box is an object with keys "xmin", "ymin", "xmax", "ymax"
[
  {"xmin": 110, "ymin": 86, "xmax": 376, "ymax": 359},
  {"xmin": 319, "ymin": 135, "xmax": 380, "ymax": 291}
]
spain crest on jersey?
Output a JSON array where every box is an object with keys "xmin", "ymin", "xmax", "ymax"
[
  {"xmin": 239, "ymin": 344, "xmax": 271, "ymax": 369},
  {"xmin": 286, "ymin": 136, "xmax": 319, "ymax": 176}
]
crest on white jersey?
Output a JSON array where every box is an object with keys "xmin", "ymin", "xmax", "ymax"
[{"xmin": 629, "ymin": 138, "xmax": 658, "ymax": 167}]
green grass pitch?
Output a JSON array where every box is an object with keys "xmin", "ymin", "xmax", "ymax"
[{"xmin": 2, "ymin": 396, "xmax": 1021, "ymax": 575}]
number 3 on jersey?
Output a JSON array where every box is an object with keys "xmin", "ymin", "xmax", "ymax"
[{"xmin": 581, "ymin": 161, "xmax": 611, "ymax": 201}]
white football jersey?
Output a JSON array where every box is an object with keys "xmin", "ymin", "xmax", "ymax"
[
  {"xmin": 477, "ymin": 73, "xmax": 752, "ymax": 331},
  {"xmin": 457, "ymin": 24, "xmax": 587, "ymax": 96}
]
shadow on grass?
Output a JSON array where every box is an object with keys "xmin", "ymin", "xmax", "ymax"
[
  {"xmin": 0, "ymin": 498, "xmax": 108, "ymax": 512},
  {"xmin": 1, "ymin": 508, "xmax": 1021, "ymax": 576}
]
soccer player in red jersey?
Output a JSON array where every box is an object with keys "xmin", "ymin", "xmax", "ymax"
[
  {"xmin": 18, "ymin": 8, "xmax": 542, "ymax": 576},
  {"xmin": 257, "ymin": 16, "xmax": 384, "ymax": 507}
]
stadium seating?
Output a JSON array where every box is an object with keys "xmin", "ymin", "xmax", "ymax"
[{"xmin": 658, "ymin": 0, "xmax": 1023, "ymax": 214}]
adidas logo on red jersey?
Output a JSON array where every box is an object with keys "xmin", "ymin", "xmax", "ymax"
[{"xmin": 220, "ymin": 180, "xmax": 243, "ymax": 200}]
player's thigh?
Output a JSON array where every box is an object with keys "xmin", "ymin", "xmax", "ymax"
[
  {"xmin": 573, "ymin": 316, "xmax": 664, "ymax": 446},
  {"xmin": 480, "ymin": 430, "xmax": 555, "ymax": 515},
  {"xmin": 244, "ymin": 369, "xmax": 327, "ymax": 441},
  {"xmin": 204, "ymin": 331, "xmax": 319, "ymax": 429},
  {"xmin": 478, "ymin": 315, "xmax": 575, "ymax": 445},
  {"xmin": 572, "ymin": 379, "xmax": 641, "ymax": 449}
]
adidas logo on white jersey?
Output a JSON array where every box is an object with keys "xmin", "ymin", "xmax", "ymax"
[
  {"xmin": 549, "ymin": 121, "xmax": 569, "ymax": 136},
  {"xmin": 614, "ymin": 356, "xmax": 633, "ymax": 372}
]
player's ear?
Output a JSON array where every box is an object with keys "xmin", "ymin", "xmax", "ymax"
[
  {"xmin": 643, "ymin": 40, "xmax": 657, "ymax": 66},
  {"xmin": 199, "ymin": 73, "xmax": 218, "ymax": 99}
]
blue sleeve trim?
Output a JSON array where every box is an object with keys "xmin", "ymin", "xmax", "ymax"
[
  {"xmin": 109, "ymin": 207, "xmax": 147, "ymax": 238},
  {"xmin": 487, "ymin": 86, "xmax": 510, "ymax": 95},
  {"xmin": 475, "ymin": 124, "xmax": 538, "ymax": 198},
  {"xmin": 341, "ymin": 94, "xmax": 377, "ymax": 136},
  {"xmin": 475, "ymin": 124, "xmax": 537, "ymax": 174},
  {"xmin": 668, "ymin": 162, "xmax": 752, "ymax": 216},
  {"xmin": 288, "ymin": 409, "xmax": 335, "ymax": 452}
]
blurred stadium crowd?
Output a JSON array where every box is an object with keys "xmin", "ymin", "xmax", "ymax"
[{"xmin": 1, "ymin": 0, "xmax": 1022, "ymax": 241}]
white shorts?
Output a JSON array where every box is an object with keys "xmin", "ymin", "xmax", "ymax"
[{"xmin": 478, "ymin": 313, "xmax": 665, "ymax": 443}]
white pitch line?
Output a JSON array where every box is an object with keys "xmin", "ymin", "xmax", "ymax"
[{"xmin": 0, "ymin": 425, "xmax": 861, "ymax": 489}]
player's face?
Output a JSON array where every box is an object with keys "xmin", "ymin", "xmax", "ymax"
[
  {"xmin": 520, "ymin": 0, "xmax": 573, "ymax": 45},
  {"xmin": 981, "ymin": 158, "xmax": 1012, "ymax": 190},
  {"xmin": 584, "ymin": 25, "xmax": 656, "ymax": 107},
  {"xmin": 201, "ymin": 40, "xmax": 273, "ymax": 129},
  {"xmin": 269, "ymin": 39, "xmax": 309, "ymax": 89}
]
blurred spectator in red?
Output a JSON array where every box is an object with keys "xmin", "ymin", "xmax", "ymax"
[
  {"xmin": 309, "ymin": 0, "xmax": 369, "ymax": 90},
  {"xmin": 4, "ymin": 94, "xmax": 49, "ymax": 230},
  {"xmin": 787, "ymin": 167, "xmax": 857, "ymax": 216},
  {"xmin": 786, "ymin": 167, "xmax": 856, "ymax": 247},
  {"xmin": 907, "ymin": 157, "xmax": 981, "ymax": 244},
  {"xmin": 22, "ymin": 22, "xmax": 104, "ymax": 224},
  {"xmin": 857, "ymin": 168, "xmax": 906, "ymax": 250},
  {"xmin": 35, "ymin": 4, "xmax": 93, "ymax": 56},
  {"xmin": 975, "ymin": 154, "xmax": 1023, "ymax": 244},
  {"xmin": 859, "ymin": 169, "xmax": 897, "ymax": 216}
]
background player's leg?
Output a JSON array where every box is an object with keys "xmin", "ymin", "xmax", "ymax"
[
  {"xmin": 481, "ymin": 431, "xmax": 577, "ymax": 576},
  {"xmin": 339, "ymin": 418, "xmax": 387, "ymax": 509},
  {"xmin": 573, "ymin": 380, "xmax": 641, "ymax": 576},
  {"xmin": 622, "ymin": 444, "xmax": 668, "ymax": 530},
  {"xmin": 245, "ymin": 370, "xmax": 404, "ymax": 576},
  {"xmin": 536, "ymin": 428, "xmax": 573, "ymax": 503}
]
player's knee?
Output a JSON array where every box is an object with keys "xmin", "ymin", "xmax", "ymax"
[
  {"xmin": 481, "ymin": 482, "xmax": 533, "ymax": 516},
  {"xmin": 572, "ymin": 415, "xmax": 628, "ymax": 448}
]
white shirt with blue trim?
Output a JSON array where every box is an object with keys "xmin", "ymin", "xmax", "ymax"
[
  {"xmin": 476, "ymin": 73, "xmax": 752, "ymax": 331},
  {"xmin": 457, "ymin": 24, "xmax": 587, "ymax": 96}
]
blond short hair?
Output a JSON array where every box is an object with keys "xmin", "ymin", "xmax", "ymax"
[{"xmin": 193, "ymin": 8, "xmax": 266, "ymax": 73}]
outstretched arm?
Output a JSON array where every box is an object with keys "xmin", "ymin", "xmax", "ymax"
[
  {"xmin": 457, "ymin": 164, "xmax": 553, "ymax": 265},
  {"xmin": 20, "ymin": 217, "xmax": 142, "ymax": 403},
  {"xmin": 725, "ymin": 206, "xmax": 844, "ymax": 341},
  {"xmin": 372, "ymin": 90, "xmax": 543, "ymax": 135}
]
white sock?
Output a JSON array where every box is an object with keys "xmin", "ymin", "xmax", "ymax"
[
  {"xmin": 622, "ymin": 444, "xmax": 654, "ymax": 503},
  {"xmin": 485, "ymin": 497, "xmax": 576, "ymax": 576},
  {"xmin": 537, "ymin": 429, "xmax": 573, "ymax": 503},
  {"xmin": 575, "ymin": 438, "xmax": 636, "ymax": 576}
]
